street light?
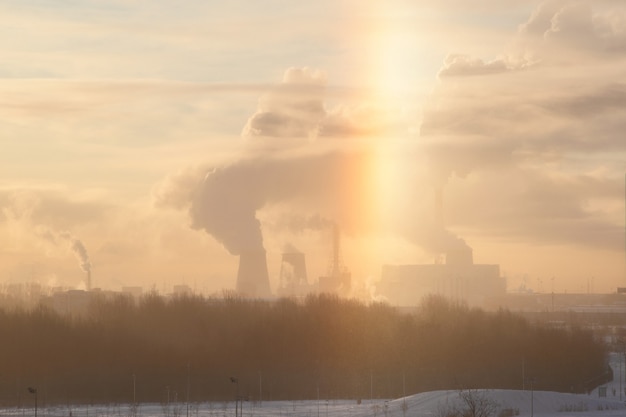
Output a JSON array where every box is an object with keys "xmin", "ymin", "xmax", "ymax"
[
  {"xmin": 529, "ymin": 377, "xmax": 536, "ymax": 417},
  {"xmin": 230, "ymin": 377, "xmax": 239, "ymax": 417},
  {"xmin": 27, "ymin": 387, "xmax": 37, "ymax": 417},
  {"xmin": 186, "ymin": 363, "xmax": 190, "ymax": 417},
  {"xmin": 133, "ymin": 374, "xmax": 136, "ymax": 409}
]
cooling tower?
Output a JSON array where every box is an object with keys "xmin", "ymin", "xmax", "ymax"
[
  {"xmin": 236, "ymin": 250, "xmax": 272, "ymax": 298},
  {"xmin": 280, "ymin": 252, "xmax": 308, "ymax": 287}
]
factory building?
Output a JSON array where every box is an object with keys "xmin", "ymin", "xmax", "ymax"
[{"xmin": 377, "ymin": 245, "xmax": 505, "ymax": 307}]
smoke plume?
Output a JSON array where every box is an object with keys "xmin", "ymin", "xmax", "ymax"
[
  {"xmin": 39, "ymin": 229, "xmax": 92, "ymax": 273},
  {"xmin": 152, "ymin": 67, "xmax": 384, "ymax": 258},
  {"xmin": 68, "ymin": 236, "xmax": 91, "ymax": 273},
  {"xmin": 185, "ymin": 150, "xmax": 376, "ymax": 256}
]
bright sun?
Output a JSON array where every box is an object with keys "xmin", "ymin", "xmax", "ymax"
[
  {"xmin": 376, "ymin": 30, "xmax": 418, "ymax": 97},
  {"xmin": 368, "ymin": 2, "xmax": 422, "ymax": 99}
]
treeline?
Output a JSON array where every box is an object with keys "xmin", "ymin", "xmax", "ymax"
[{"xmin": 0, "ymin": 293, "xmax": 608, "ymax": 407}]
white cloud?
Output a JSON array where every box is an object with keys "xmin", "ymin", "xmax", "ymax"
[{"xmin": 420, "ymin": 0, "xmax": 626, "ymax": 255}]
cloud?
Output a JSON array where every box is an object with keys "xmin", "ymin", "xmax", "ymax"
[
  {"xmin": 40, "ymin": 230, "xmax": 91, "ymax": 273},
  {"xmin": 517, "ymin": 0, "xmax": 626, "ymax": 60},
  {"xmin": 242, "ymin": 67, "xmax": 327, "ymax": 139},
  {"xmin": 438, "ymin": 55, "xmax": 516, "ymax": 78},
  {"xmin": 0, "ymin": 188, "xmax": 107, "ymax": 231},
  {"xmin": 445, "ymin": 169, "xmax": 623, "ymax": 251},
  {"xmin": 439, "ymin": 2, "xmax": 626, "ymax": 79},
  {"xmin": 0, "ymin": 188, "xmax": 98, "ymax": 282},
  {"xmin": 157, "ymin": 148, "xmax": 378, "ymax": 256},
  {"xmin": 156, "ymin": 67, "xmax": 392, "ymax": 257},
  {"xmin": 420, "ymin": 0, "xmax": 626, "ymax": 252}
]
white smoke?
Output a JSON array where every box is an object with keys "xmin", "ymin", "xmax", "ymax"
[
  {"xmin": 39, "ymin": 229, "xmax": 91, "ymax": 273},
  {"xmin": 184, "ymin": 150, "xmax": 376, "ymax": 255}
]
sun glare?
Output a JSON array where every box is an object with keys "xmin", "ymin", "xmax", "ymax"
[
  {"xmin": 376, "ymin": 31, "xmax": 418, "ymax": 97},
  {"xmin": 366, "ymin": 2, "xmax": 422, "ymax": 100}
]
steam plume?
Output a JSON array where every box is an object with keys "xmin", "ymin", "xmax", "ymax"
[
  {"xmin": 40, "ymin": 230, "xmax": 92, "ymax": 273},
  {"xmin": 187, "ymin": 150, "xmax": 375, "ymax": 255},
  {"xmin": 68, "ymin": 236, "xmax": 91, "ymax": 273},
  {"xmin": 154, "ymin": 68, "xmax": 385, "ymax": 265}
]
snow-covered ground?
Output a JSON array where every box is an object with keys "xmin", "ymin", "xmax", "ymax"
[{"xmin": 3, "ymin": 353, "xmax": 625, "ymax": 417}]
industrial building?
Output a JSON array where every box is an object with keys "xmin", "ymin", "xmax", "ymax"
[
  {"xmin": 275, "ymin": 224, "xmax": 351, "ymax": 298},
  {"xmin": 377, "ymin": 244, "xmax": 505, "ymax": 307}
]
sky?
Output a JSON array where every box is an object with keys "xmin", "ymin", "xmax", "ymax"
[{"xmin": 1, "ymin": 0, "xmax": 625, "ymax": 296}]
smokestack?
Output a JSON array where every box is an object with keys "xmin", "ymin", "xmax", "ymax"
[
  {"xmin": 236, "ymin": 250, "xmax": 272, "ymax": 298},
  {"xmin": 319, "ymin": 223, "xmax": 351, "ymax": 295},
  {"xmin": 87, "ymin": 269, "xmax": 92, "ymax": 291}
]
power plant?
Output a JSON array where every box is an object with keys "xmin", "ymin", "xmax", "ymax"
[
  {"xmin": 377, "ymin": 186, "xmax": 505, "ymax": 306},
  {"xmin": 318, "ymin": 224, "xmax": 351, "ymax": 296},
  {"xmin": 236, "ymin": 249, "xmax": 272, "ymax": 298},
  {"xmin": 377, "ymin": 245, "xmax": 505, "ymax": 306},
  {"xmin": 229, "ymin": 181, "xmax": 505, "ymax": 304},
  {"xmin": 274, "ymin": 224, "xmax": 352, "ymax": 298},
  {"xmin": 276, "ymin": 251, "xmax": 313, "ymax": 297}
]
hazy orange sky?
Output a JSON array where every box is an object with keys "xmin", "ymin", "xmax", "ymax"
[{"xmin": 1, "ymin": 0, "xmax": 625, "ymax": 296}]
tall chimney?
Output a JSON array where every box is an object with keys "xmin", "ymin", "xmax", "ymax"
[
  {"xmin": 87, "ymin": 270, "xmax": 92, "ymax": 291},
  {"xmin": 236, "ymin": 250, "xmax": 272, "ymax": 298}
]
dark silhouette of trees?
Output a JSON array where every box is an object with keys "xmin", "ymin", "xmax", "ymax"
[{"xmin": 0, "ymin": 293, "xmax": 608, "ymax": 406}]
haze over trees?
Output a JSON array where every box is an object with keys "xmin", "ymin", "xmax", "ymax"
[{"xmin": 0, "ymin": 293, "xmax": 608, "ymax": 407}]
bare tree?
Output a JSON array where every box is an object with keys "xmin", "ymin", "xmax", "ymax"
[
  {"xmin": 438, "ymin": 389, "xmax": 499, "ymax": 417},
  {"xmin": 459, "ymin": 389, "xmax": 499, "ymax": 417}
]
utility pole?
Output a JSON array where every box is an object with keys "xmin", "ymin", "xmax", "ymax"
[
  {"xmin": 370, "ymin": 370, "xmax": 373, "ymax": 403},
  {"xmin": 133, "ymin": 373, "xmax": 136, "ymax": 415},
  {"xmin": 230, "ymin": 377, "xmax": 239, "ymax": 417},
  {"xmin": 619, "ymin": 341, "xmax": 626, "ymax": 401},
  {"xmin": 27, "ymin": 387, "xmax": 37, "ymax": 417},
  {"xmin": 530, "ymin": 378, "xmax": 536, "ymax": 417},
  {"xmin": 186, "ymin": 363, "xmax": 190, "ymax": 417}
]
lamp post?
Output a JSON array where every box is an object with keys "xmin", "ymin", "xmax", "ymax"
[
  {"xmin": 618, "ymin": 341, "xmax": 625, "ymax": 401},
  {"xmin": 230, "ymin": 377, "xmax": 239, "ymax": 417},
  {"xmin": 530, "ymin": 378, "xmax": 536, "ymax": 417},
  {"xmin": 259, "ymin": 371, "xmax": 262, "ymax": 406},
  {"xmin": 27, "ymin": 387, "xmax": 37, "ymax": 417},
  {"xmin": 186, "ymin": 363, "xmax": 190, "ymax": 417},
  {"xmin": 133, "ymin": 373, "xmax": 136, "ymax": 412}
]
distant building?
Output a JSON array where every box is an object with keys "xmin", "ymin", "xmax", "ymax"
[
  {"xmin": 377, "ymin": 246, "xmax": 505, "ymax": 307},
  {"xmin": 122, "ymin": 286, "xmax": 143, "ymax": 298},
  {"xmin": 48, "ymin": 289, "xmax": 92, "ymax": 315},
  {"xmin": 173, "ymin": 284, "xmax": 192, "ymax": 296}
]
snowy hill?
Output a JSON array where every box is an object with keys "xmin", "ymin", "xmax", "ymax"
[
  {"xmin": 3, "ymin": 353, "xmax": 624, "ymax": 417},
  {"xmin": 5, "ymin": 389, "xmax": 623, "ymax": 417}
]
